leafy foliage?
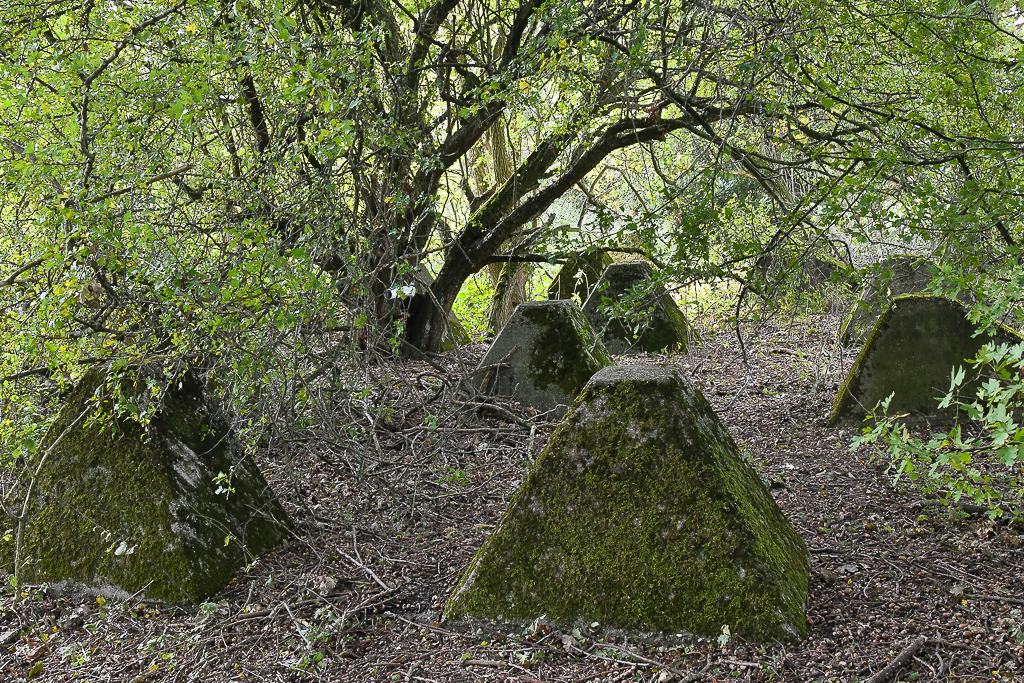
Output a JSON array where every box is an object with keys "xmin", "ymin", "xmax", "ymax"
[
  {"xmin": 854, "ymin": 339, "xmax": 1024, "ymax": 516},
  {"xmin": 0, "ymin": 0, "xmax": 1023, "ymax": 511}
]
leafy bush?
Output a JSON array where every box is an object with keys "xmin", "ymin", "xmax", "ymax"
[
  {"xmin": 451, "ymin": 274, "xmax": 494, "ymax": 339},
  {"xmin": 853, "ymin": 341, "xmax": 1024, "ymax": 517}
]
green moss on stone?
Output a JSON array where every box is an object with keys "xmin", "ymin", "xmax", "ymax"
[
  {"xmin": 476, "ymin": 301, "xmax": 611, "ymax": 415},
  {"xmin": 840, "ymin": 255, "xmax": 934, "ymax": 346},
  {"xmin": 447, "ymin": 365, "xmax": 809, "ymax": 642},
  {"xmin": 581, "ymin": 262, "xmax": 690, "ymax": 355},
  {"xmin": 829, "ymin": 294, "xmax": 1022, "ymax": 426},
  {"xmin": 521, "ymin": 303, "xmax": 613, "ymax": 397},
  {"xmin": 439, "ymin": 314, "xmax": 473, "ymax": 352},
  {"xmin": 0, "ymin": 367, "xmax": 290, "ymax": 602},
  {"xmin": 838, "ymin": 300, "xmax": 859, "ymax": 345}
]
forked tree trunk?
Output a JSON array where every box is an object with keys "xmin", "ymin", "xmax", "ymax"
[
  {"xmin": 404, "ymin": 263, "xmax": 472, "ymax": 355},
  {"xmin": 483, "ymin": 117, "xmax": 531, "ymax": 332},
  {"xmin": 486, "ymin": 260, "xmax": 531, "ymax": 332},
  {"xmin": 405, "ymin": 117, "xmax": 688, "ymax": 354}
]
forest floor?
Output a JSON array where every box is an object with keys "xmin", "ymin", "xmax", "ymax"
[{"xmin": 2, "ymin": 306, "xmax": 1023, "ymax": 682}]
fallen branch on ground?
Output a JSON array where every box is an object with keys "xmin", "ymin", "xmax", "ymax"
[{"xmin": 865, "ymin": 636, "xmax": 926, "ymax": 683}]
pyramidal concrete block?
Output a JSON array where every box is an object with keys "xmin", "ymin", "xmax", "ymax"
[
  {"xmin": 476, "ymin": 300, "xmax": 612, "ymax": 415},
  {"xmin": 1, "ymin": 367, "xmax": 290, "ymax": 603},
  {"xmin": 581, "ymin": 262, "xmax": 689, "ymax": 355},
  {"xmin": 439, "ymin": 313, "xmax": 473, "ymax": 352},
  {"xmin": 547, "ymin": 250, "xmax": 613, "ymax": 303},
  {"xmin": 753, "ymin": 251, "xmax": 856, "ymax": 297},
  {"xmin": 840, "ymin": 255, "xmax": 935, "ymax": 346},
  {"xmin": 830, "ymin": 294, "xmax": 1022, "ymax": 426},
  {"xmin": 447, "ymin": 364, "xmax": 809, "ymax": 642}
]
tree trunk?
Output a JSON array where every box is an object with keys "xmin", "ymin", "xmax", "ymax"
[
  {"xmin": 486, "ymin": 261, "xmax": 531, "ymax": 332},
  {"xmin": 405, "ymin": 252, "xmax": 476, "ymax": 354},
  {"xmin": 484, "ymin": 117, "xmax": 530, "ymax": 331},
  {"xmin": 404, "ymin": 115, "xmax": 694, "ymax": 353}
]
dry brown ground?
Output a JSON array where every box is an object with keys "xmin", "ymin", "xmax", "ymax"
[{"xmin": 2, "ymin": 309, "xmax": 1023, "ymax": 683}]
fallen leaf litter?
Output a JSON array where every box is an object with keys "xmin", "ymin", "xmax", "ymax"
[{"xmin": 1, "ymin": 308, "xmax": 1022, "ymax": 682}]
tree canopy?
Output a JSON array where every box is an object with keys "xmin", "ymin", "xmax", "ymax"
[{"xmin": 1, "ymin": 0, "xmax": 1023, "ymax": 475}]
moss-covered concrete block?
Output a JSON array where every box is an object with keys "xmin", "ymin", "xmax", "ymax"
[
  {"xmin": 840, "ymin": 256, "xmax": 934, "ymax": 346},
  {"xmin": 755, "ymin": 251, "xmax": 856, "ymax": 295},
  {"xmin": 829, "ymin": 294, "xmax": 1022, "ymax": 426},
  {"xmin": 1, "ymin": 367, "xmax": 290, "ymax": 603},
  {"xmin": 447, "ymin": 364, "xmax": 809, "ymax": 642},
  {"xmin": 439, "ymin": 314, "xmax": 473, "ymax": 352},
  {"xmin": 581, "ymin": 262, "xmax": 689, "ymax": 355},
  {"xmin": 800, "ymin": 255, "xmax": 850, "ymax": 290},
  {"xmin": 476, "ymin": 300, "xmax": 612, "ymax": 416},
  {"xmin": 547, "ymin": 250, "xmax": 613, "ymax": 302}
]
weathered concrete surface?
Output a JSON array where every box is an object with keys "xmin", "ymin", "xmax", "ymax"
[
  {"xmin": 439, "ymin": 314, "xmax": 473, "ymax": 352},
  {"xmin": 547, "ymin": 250, "xmax": 613, "ymax": 302},
  {"xmin": 829, "ymin": 295, "xmax": 1022, "ymax": 426},
  {"xmin": 447, "ymin": 364, "xmax": 809, "ymax": 642},
  {"xmin": 840, "ymin": 256, "xmax": 935, "ymax": 346},
  {"xmin": 755, "ymin": 251, "xmax": 856, "ymax": 295},
  {"xmin": 580, "ymin": 262, "xmax": 689, "ymax": 354},
  {"xmin": 476, "ymin": 300, "xmax": 612, "ymax": 415},
  {"xmin": 1, "ymin": 367, "xmax": 290, "ymax": 603},
  {"xmin": 801, "ymin": 255, "xmax": 848, "ymax": 289}
]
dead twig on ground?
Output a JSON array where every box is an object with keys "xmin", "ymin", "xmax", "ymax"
[{"xmin": 865, "ymin": 636, "xmax": 926, "ymax": 683}]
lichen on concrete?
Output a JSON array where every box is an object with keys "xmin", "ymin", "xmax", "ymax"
[
  {"xmin": 0, "ymin": 366, "xmax": 290, "ymax": 603},
  {"xmin": 829, "ymin": 294, "xmax": 1023, "ymax": 427},
  {"xmin": 580, "ymin": 262, "xmax": 689, "ymax": 355},
  {"xmin": 476, "ymin": 301, "xmax": 611, "ymax": 416},
  {"xmin": 447, "ymin": 364, "xmax": 809, "ymax": 642}
]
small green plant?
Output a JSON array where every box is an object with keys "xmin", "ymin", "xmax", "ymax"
[
  {"xmin": 1011, "ymin": 609, "xmax": 1024, "ymax": 644},
  {"xmin": 451, "ymin": 273, "xmax": 493, "ymax": 337},
  {"xmin": 853, "ymin": 342, "xmax": 1024, "ymax": 516},
  {"xmin": 213, "ymin": 468, "xmax": 236, "ymax": 499},
  {"xmin": 440, "ymin": 466, "xmax": 469, "ymax": 486},
  {"xmin": 64, "ymin": 645, "xmax": 89, "ymax": 668},
  {"xmin": 292, "ymin": 649, "xmax": 328, "ymax": 672}
]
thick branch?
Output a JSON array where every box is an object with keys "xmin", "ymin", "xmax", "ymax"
[
  {"xmin": 485, "ymin": 246, "xmax": 665, "ymax": 268},
  {"xmin": 469, "ymin": 117, "xmax": 690, "ymax": 265},
  {"xmin": 407, "ymin": 0, "xmax": 461, "ymax": 89},
  {"xmin": 0, "ymin": 257, "xmax": 45, "ymax": 287},
  {"xmin": 241, "ymin": 75, "xmax": 271, "ymax": 156},
  {"xmin": 88, "ymin": 164, "xmax": 195, "ymax": 203},
  {"xmin": 484, "ymin": 254, "xmax": 564, "ymax": 265},
  {"xmin": 436, "ymin": 101, "xmax": 507, "ymax": 170},
  {"xmin": 500, "ymin": 0, "xmax": 545, "ymax": 71},
  {"xmin": 463, "ymin": 129, "xmax": 573, "ymax": 241},
  {"xmin": 865, "ymin": 637, "xmax": 926, "ymax": 683}
]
